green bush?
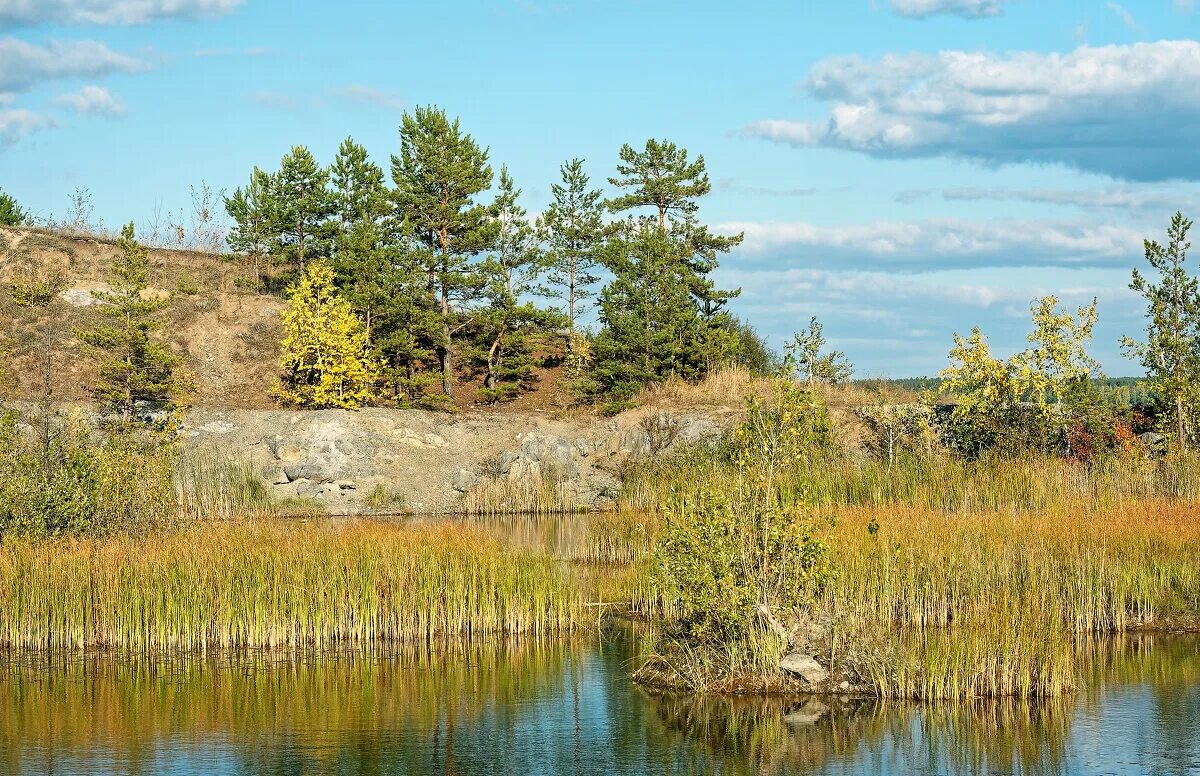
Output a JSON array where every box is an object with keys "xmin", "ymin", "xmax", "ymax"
[{"xmin": 0, "ymin": 410, "xmax": 176, "ymax": 538}]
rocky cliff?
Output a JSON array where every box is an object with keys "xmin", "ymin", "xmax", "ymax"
[{"xmin": 182, "ymin": 407, "xmax": 723, "ymax": 514}]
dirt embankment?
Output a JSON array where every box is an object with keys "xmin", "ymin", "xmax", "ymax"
[{"xmin": 0, "ymin": 226, "xmax": 282, "ymax": 408}]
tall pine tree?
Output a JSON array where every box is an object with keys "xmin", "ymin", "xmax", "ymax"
[
  {"xmin": 590, "ymin": 223, "xmax": 702, "ymax": 405},
  {"xmin": 607, "ymin": 139, "xmax": 742, "ymax": 315},
  {"xmin": 471, "ymin": 168, "xmax": 560, "ymax": 403},
  {"xmin": 391, "ymin": 106, "xmax": 497, "ymax": 399},
  {"xmin": 540, "ymin": 158, "xmax": 605, "ymax": 331},
  {"xmin": 271, "ymin": 145, "xmax": 335, "ymax": 273},
  {"xmin": 329, "ymin": 137, "xmax": 392, "ymax": 336}
]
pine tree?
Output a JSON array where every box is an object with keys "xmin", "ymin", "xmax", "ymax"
[
  {"xmin": 605, "ymin": 138, "xmax": 742, "ymax": 315},
  {"xmin": 471, "ymin": 168, "xmax": 560, "ymax": 403},
  {"xmin": 329, "ymin": 137, "xmax": 392, "ymax": 335},
  {"xmin": 332, "ymin": 137, "xmax": 389, "ymax": 232},
  {"xmin": 224, "ymin": 167, "xmax": 275, "ymax": 289},
  {"xmin": 1122, "ymin": 212, "xmax": 1200, "ymax": 450},
  {"xmin": 540, "ymin": 158, "xmax": 605, "ymax": 331},
  {"xmin": 0, "ymin": 189, "xmax": 25, "ymax": 226},
  {"xmin": 391, "ymin": 106, "xmax": 497, "ymax": 399},
  {"xmin": 276, "ymin": 260, "xmax": 380, "ymax": 409},
  {"xmin": 271, "ymin": 145, "xmax": 335, "ymax": 273},
  {"xmin": 590, "ymin": 223, "xmax": 703, "ymax": 405},
  {"xmin": 600, "ymin": 138, "xmax": 745, "ymax": 393},
  {"xmin": 76, "ymin": 223, "xmax": 182, "ymax": 426}
]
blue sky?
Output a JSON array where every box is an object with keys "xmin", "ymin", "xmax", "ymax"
[{"xmin": 3, "ymin": 0, "xmax": 1200, "ymax": 377}]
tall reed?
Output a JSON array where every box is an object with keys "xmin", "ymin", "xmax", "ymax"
[{"xmin": 0, "ymin": 521, "xmax": 587, "ymax": 650}]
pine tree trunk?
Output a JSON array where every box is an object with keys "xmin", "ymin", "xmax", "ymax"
[
  {"xmin": 438, "ymin": 234, "xmax": 455, "ymax": 399},
  {"xmin": 1177, "ymin": 393, "xmax": 1188, "ymax": 453}
]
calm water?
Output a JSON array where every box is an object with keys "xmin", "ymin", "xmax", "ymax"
[{"xmin": 1, "ymin": 632, "xmax": 1198, "ymax": 776}]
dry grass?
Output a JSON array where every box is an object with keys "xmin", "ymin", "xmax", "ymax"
[
  {"xmin": 0, "ymin": 520, "xmax": 588, "ymax": 650},
  {"xmin": 601, "ymin": 499, "xmax": 1200, "ymax": 698}
]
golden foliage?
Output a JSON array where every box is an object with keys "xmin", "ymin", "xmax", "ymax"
[{"xmin": 275, "ymin": 260, "xmax": 380, "ymax": 409}]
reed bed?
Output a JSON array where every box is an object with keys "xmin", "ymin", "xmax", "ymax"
[
  {"xmin": 460, "ymin": 475, "xmax": 592, "ymax": 516},
  {"xmin": 623, "ymin": 445, "xmax": 1200, "ymax": 514},
  {"xmin": 0, "ymin": 520, "xmax": 587, "ymax": 650},
  {"xmin": 173, "ymin": 445, "xmax": 281, "ymax": 520},
  {"xmin": 601, "ymin": 499, "xmax": 1200, "ymax": 698}
]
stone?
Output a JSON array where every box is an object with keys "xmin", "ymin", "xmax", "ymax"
[
  {"xmin": 498, "ymin": 451, "xmax": 522, "ymax": 474},
  {"xmin": 451, "ymin": 468, "xmax": 479, "ymax": 493},
  {"xmin": 783, "ymin": 700, "xmax": 829, "ymax": 726},
  {"xmin": 780, "ymin": 653, "xmax": 829, "ymax": 686},
  {"xmin": 283, "ymin": 463, "xmax": 335, "ymax": 484},
  {"xmin": 839, "ymin": 681, "xmax": 850, "ymax": 691},
  {"xmin": 334, "ymin": 480, "xmax": 356, "ymax": 490},
  {"xmin": 195, "ymin": 420, "xmax": 236, "ymax": 435}
]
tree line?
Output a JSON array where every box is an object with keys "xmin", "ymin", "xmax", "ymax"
[{"xmin": 224, "ymin": 107, "xmax": 766, "ymax": 409}]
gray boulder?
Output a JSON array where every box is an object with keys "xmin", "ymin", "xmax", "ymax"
[
  {"xmin": 780, "ymin": 653, "xmax": 829, "ymax": 686},
  {"xmin": 451, "ymin": 468, "xmax": 479, "ymax": 493}
]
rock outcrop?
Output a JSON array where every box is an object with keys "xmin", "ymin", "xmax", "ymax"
[{"xmin": 182, "ymin": 406, "xmax": 725, "ymax": 514}]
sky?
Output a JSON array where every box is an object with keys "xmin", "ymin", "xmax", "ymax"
[{"xmin": 3, "ymin": 0, "xmax": 1200, "ymax": 377}]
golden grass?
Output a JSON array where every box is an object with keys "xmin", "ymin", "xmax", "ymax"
[
  {"xmin": 602, "ymin": 499, "xmax": 1200, "ymax": 698},
  {"xmin": 0, "ymin": 520, "xmax": 588, "ymax": 650}
]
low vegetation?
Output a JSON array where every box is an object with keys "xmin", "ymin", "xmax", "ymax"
[{"xmin": 0, "ymin": 521, "xmax": 586, "ymax": 650}]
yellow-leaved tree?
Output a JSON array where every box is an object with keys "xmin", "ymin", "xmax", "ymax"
[{"xmin": 276, "ymin": 260, "xmax": 379, "ymax": 409}]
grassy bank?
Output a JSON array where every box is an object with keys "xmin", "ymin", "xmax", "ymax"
[
  {"xmin": 623, "ymin": 443, "xmax": 1200, "ymax": 514},
  {"xmin": 604, "ymin": 498, "xmax": 1200, "ymax": 698},
  {"xmin": 0, "ymin": 521, "xmax": 589, "ymax": 650}
]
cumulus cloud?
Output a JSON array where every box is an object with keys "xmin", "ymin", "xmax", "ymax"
[
  {"xmin": 714, "ymin": 261, "xmax": 1139, "ymax": 374},
  {"xmin": 743, "ymin": 40, "xmax": 1200, "ymax": 181},
  {"xmin": 0, "ymin": 0, "xmax": 242, "ymax": 26},
  {"xmin": 0, "ymin": 37, "xmax": 147, "ymax": 92},
  {"xmin": 887, "ymin": 0, "xmax": 1011, "ymax": 19},
  {"xmin": 53, "ymin": 85, "xmax": 126, "ymax": 117},
  {"xmin": 0, "ymin": 104, "xmax": 54, "ymax": 145},
  {"xmin": 717, "ymin": 217, "xmax": 1141, "ymax": 270}
]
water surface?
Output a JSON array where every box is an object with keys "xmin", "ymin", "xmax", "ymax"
[{"xmin": 2, "ymin": 632, "xmax": 1198, "ymax": 775}]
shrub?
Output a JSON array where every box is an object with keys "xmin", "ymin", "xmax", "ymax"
[
  {"xmin": 651, "ymin": 377, "xmax": 834, "ymax": 652},
  {"xmin": 0, "ymin": 410, "xmax": 176, "ymax": 538}
]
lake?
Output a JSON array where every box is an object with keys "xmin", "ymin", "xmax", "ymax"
[{"xmin": 2, "ymin": 630, "xmax": 1197, "ymax": 775}]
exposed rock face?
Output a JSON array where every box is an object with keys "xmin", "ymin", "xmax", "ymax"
[
  {"xmin": 182, "ymin": 406, "xmax": 725, "ymax": 515},
  {"xmin": 780, "ymin": 653, "xmax": 829, "ymax": 686}
]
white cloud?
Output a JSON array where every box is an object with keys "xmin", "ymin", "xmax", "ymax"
[
  {"xmin": 717, "ymin": 217, "xmax": 1141, "ymax": 269},
  {"xmin": 53, "ymin": 85, "xmax": 126, "ymax": 117},
  {"xmin": 329, "ymin": 85, "xmax": 405, "ymax": 111},
  {"xmin": 1174, "ymin": 0, "xmax": 1195, "ymax": 13},
  {"xmin": 896, "ymin": 185, "xmax": 1200, "ymax": 215},
  {"xmin": 1106, "ymin": 2, "xmax": 1144, "ymax": 34},
  {"xmin": 743, "ymin": 40, "xmax": 1200, "ymax": 181},
  {"xmin": 0, "ymin": 37, "xmax": 147, "ymax": 92},
  {"xmin": 0, "ymin": 0, "xmax": 242, "ymax": 26},
  {"xmin": 0, "ymin": 104, "xmax": 54, "ymax": 144},
  {"xmin": 888, "ymin": 0, "xmax": 1011, "ymax": 19}
]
